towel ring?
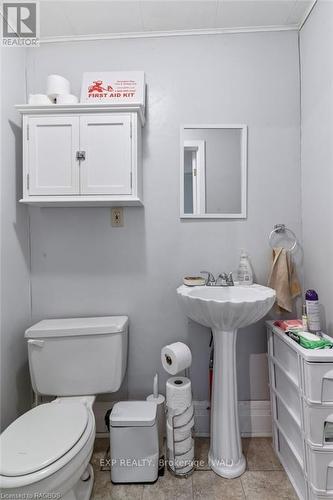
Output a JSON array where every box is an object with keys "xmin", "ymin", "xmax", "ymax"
[{"xmin": 269, "ymin": 224, "xmax": 297, "ymax": 252}]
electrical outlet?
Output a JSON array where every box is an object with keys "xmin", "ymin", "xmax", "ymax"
[{"xmin": 111, "ymin": 207, "xmax": 124, "ymax": 227}]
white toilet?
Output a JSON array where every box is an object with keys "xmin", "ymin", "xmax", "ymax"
[{"xmin": 0, "ymin": 316, "xmax": 128, "ymax": 500}]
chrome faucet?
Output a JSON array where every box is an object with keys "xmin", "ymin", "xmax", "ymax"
[
  {"xmin": 216, "ymin": 272, "xmax": 234, "ymax": 287},
  {"xmin": 201, "ymin": 271, "xmax": 234, "ymax": 287},
  {"xmin": 200, "ymin": 271, "xmax": 216, "ymax": 286}
]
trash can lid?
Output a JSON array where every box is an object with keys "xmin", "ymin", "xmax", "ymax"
[{"xmin": 110, "ymin": 401, "xmax": 157, "ymax": 427}]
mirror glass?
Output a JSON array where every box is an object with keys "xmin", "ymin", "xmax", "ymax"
[{"xmin": 181, "ymin": 125, "xmax": 247, "ymax": 218}]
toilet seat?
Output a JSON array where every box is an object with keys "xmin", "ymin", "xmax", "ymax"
[{"xmin": 0, "ymin": 401, "xmax": 93, "ymax": 487}]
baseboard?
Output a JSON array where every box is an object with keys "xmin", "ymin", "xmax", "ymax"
[
  {"xmin": 239, "ymin": 400, "xmax": 272, "ymax": 437},
  {"xmin": 193, "ymin": 400, "xmax": 272, "ymax": 437},
  {"xmin": 94, "ymin": 400, "xmax": 272, "ymax": 438}
]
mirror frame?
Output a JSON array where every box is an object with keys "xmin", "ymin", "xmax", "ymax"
[{"xmin": 180, "ymin": 124, "xmax": 248, "ymax": 219}]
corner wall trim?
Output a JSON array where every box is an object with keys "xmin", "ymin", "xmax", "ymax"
[
  {"xmin": 94, "ymin": 400, "xmax": 272, "ymax": 438},
  {"xmin": 299, "ymin": 0, "xmax": 318, "ymax": 30}
]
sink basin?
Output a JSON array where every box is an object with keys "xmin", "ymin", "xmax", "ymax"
[
  {"xmin": 177, "ymin": 283, "xmax": 275, "ymax": 479},
  {"xmin": 177, "ymin": 284, "xmax": 275, "ymax": 331}
]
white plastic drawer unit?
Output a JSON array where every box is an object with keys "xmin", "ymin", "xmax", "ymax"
[
  {"xmin": 275, "ymin": 427, "xmax": 308, "ymax": 500},
  {"xmin": 308, "ymin": 486, "xmax": 333, "ymax": 500},
  {"xmin": 267, "ymin": 321, "xmax": 333, "ymax": 500},
  {"xmin": 306, "ymin": 444, "xmax": 333, "ymax": 495},
  {"xmin": 16, "ymin": 103, "xmax": 145, "ymax": 207},
  {"xmin": 272, "ymin": 361, "xmax": 302, "ymax": 423},
  {"xmin": 273, "ymin": 393, "xmax": 304, "ymax": 462},
  {"xmin": 303, "ymin": 401, "xmax": 333, "ymax": 448},
  {"xmin": 303, "ymin": 362, "xmax": 333, "ymax": 404},
  {"xmin": 272, "ymin": 332, "xmax": 300, "ymax": 385}
]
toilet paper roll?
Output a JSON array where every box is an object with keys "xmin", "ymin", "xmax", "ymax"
[
  {"xmin": 168, "ymin": 433, "xmax": 192, "ymax": 455},
  {"xmin": 170, "ymin": 461, "xmax": 193, "ymax": 475},
  {"xmin": 166, "ymin": 418, "xmax": 194, "ymax": 443},
  {"xmin": 28, "ymin": 94, "xmax": 53, "ymax": 105},
  {"xmin": 161, "ymin": 342, "xmax": 192, "ymax": 375},
  {"xmin": 55, "ymin": 94, "xmax": 78, "ymax": 105},
  {"xmin": 173, "ymin": 417, "xmax": 194, "ymax": 438},
  {"xmin": 168, "ymin": 441, "xmax": 194, "ymax": 473},
  {"xmin": 47, "ymin": 75, "xmax": 71, "ymax": 99},
  {"xmin": 166, "ymin": 377, "xmax": 192, "ymax": 411},
  {"xmin": 167, "ymin": 403, "xmax": 194, "ymax": 428},
  {"xmin": 169, "ymin": 439, "xmax": 194, "ymax": 462},
  {"xmin": 166, "ymin": 421, "xmax": 192, "ymax": 451}
]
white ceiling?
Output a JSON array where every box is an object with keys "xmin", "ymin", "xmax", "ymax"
[{"xmin": 39, "ymin": 0, "xmax": 316, "ymax": 41}]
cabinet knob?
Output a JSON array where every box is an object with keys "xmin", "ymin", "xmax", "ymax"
[{"xmin": 76, "ymin": 150, "xmax": 86, "ymax": 160}]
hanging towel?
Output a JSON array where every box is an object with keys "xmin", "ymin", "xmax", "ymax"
[{"xmin": 267, "ymin": 247, "xmax": 301, "ymax": 313}]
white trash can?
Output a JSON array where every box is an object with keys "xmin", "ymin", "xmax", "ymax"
[{"xmin": 110, "ymin": 401, "xmax": 159, "ymax": 483}]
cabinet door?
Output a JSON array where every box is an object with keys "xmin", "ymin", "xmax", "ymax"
[
  {"xmin": 80, "ymin": 115, "xmax": 132, "ymax": 195},
  {"xmin": 28, "ymin": 116, "xmax": 80, "ymax": 195}
]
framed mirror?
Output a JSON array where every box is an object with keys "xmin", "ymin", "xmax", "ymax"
[{"xmin": 180, "ymin": 124, "xmax": 247, "ymax": 219}]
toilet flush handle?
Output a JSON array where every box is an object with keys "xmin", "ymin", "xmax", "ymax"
[{"xmin": 28, "ymin": 339, "xmax": 44, "ymax": 348}]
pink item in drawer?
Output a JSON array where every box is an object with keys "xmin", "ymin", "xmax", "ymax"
[{"xmin": 274, "ymin": 319, "xmax": 303, "ymax": 331}]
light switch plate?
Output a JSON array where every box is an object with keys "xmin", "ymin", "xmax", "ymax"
[{"xmin": 111, "ymin": 207, "xmax": 124, "ymax": 227}]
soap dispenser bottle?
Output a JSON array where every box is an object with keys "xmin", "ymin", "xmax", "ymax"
[{"xmin": 237, "ymin": 250, "xmax": 254, "ymax": 285}]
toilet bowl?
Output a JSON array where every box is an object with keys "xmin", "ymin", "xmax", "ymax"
[
  {"xmin": 0, "ymin": 315, "xmax": 128, "ymax": 500},
  {"xmin": 0, "ymin": 397, "xmax": 96, "ymax": 500}
]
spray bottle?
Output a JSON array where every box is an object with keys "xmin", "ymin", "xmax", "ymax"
[{"xmin": 305, "ymin": 289, "xmax": 321, "ymax": 335}]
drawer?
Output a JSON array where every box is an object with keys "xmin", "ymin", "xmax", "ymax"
[
  {"xmin": 273, "ymin": 334, "xmax": 300, "ymax": 386},
  {"xmin": 273, "ymin": 393, "xmax": 304, "ymax": 463},
  {"xmin": 273, "ymin": 362, "xmax": 302, "ymax": 423},
  {"xmin": 275, "ymin": 426, "xmax": 308, "ymax": 500},
  {"xmin": 303, "ymin": 362, "xmax": 333, "ymax": 404},
  {"xmin": 308, "ymin": 483, "xmax": 333, "ymax": 500},
  {"xmin": 303, "ymin": 403, "xmax": 333, "ymax": 448},
  {"xmin": 306, "ymin": 444, "xmax": 333, "ymax": 494}
]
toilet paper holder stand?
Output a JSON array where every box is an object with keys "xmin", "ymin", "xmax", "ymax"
[{"xmin": 166, "ymin": 369, "xmax": 195, "ymax": 478}]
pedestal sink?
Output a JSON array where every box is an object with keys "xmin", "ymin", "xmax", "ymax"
[{"xmin": 177, "ymin": 284, "xmax": 276, "ymax": 478}]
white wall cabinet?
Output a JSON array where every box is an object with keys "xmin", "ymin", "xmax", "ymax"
[
  {"xmin": 28, "ymin": 116, "xmax": 80, "ymax": 196},
  {"xmin": 17, "ymin": 104, "xmax": 144, "ymax": 206},
  {"xmin": 80, "ymin": 115, "xmax": 132, "ymax": 196}
]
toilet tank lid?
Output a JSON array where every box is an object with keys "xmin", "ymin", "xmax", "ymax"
[
  {"xmin": 25, "ymin": 316, "xmax": 128, "ymax": 338},
  {"xmin": 110, "ymin": 401, "xmax": 157, "ymax": 427}
]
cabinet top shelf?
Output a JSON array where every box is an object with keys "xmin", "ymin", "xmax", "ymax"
[{"xmin": 15, "ymin": 102, "xmax": 145, "ymax": 125}]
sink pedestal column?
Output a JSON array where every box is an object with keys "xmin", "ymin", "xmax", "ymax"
[{"xmin": 208, "ymin": 329, "xmax": 246, "ymax": 478}]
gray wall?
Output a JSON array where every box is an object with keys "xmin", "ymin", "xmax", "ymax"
[
  {"xmin": 0, "ymin": 47, "xmax": 31, "ymax": 431},
  {"xmin": 300, "ymin": 1, "xmax": 333, "ymax": 337},
  {"xmin": 26, "ymin": 31, "xmax": 301, "ymax": 402}
]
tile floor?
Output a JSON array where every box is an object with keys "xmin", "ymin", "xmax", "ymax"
[{"xmin": 91, "ymin": 437, "xmax": 297, "ymax": 499}]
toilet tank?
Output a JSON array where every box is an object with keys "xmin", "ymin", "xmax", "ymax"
[{"xmin": 25, "ymin": 316, "xmax": 128, "ymax": 396}]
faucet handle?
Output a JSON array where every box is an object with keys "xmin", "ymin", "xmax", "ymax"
[
  {"xmin": 216, "ymin": 272, "xmax": 234, "ymax": 286},
  {"xmin": 227, "ymin": 272, "xmax": 234, "ymax": 286},
  {"xmin": 217, "ymin": 272, "xmax": 228, "ymax": 285},
  {"xmin": 200, "ymin": 271, "xmax": 216, "ymax": 285}
]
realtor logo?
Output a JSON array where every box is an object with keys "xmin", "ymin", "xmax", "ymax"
[{"xmin": 1, "ymin": 0, "xmax": 39, "ymax": 46}]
